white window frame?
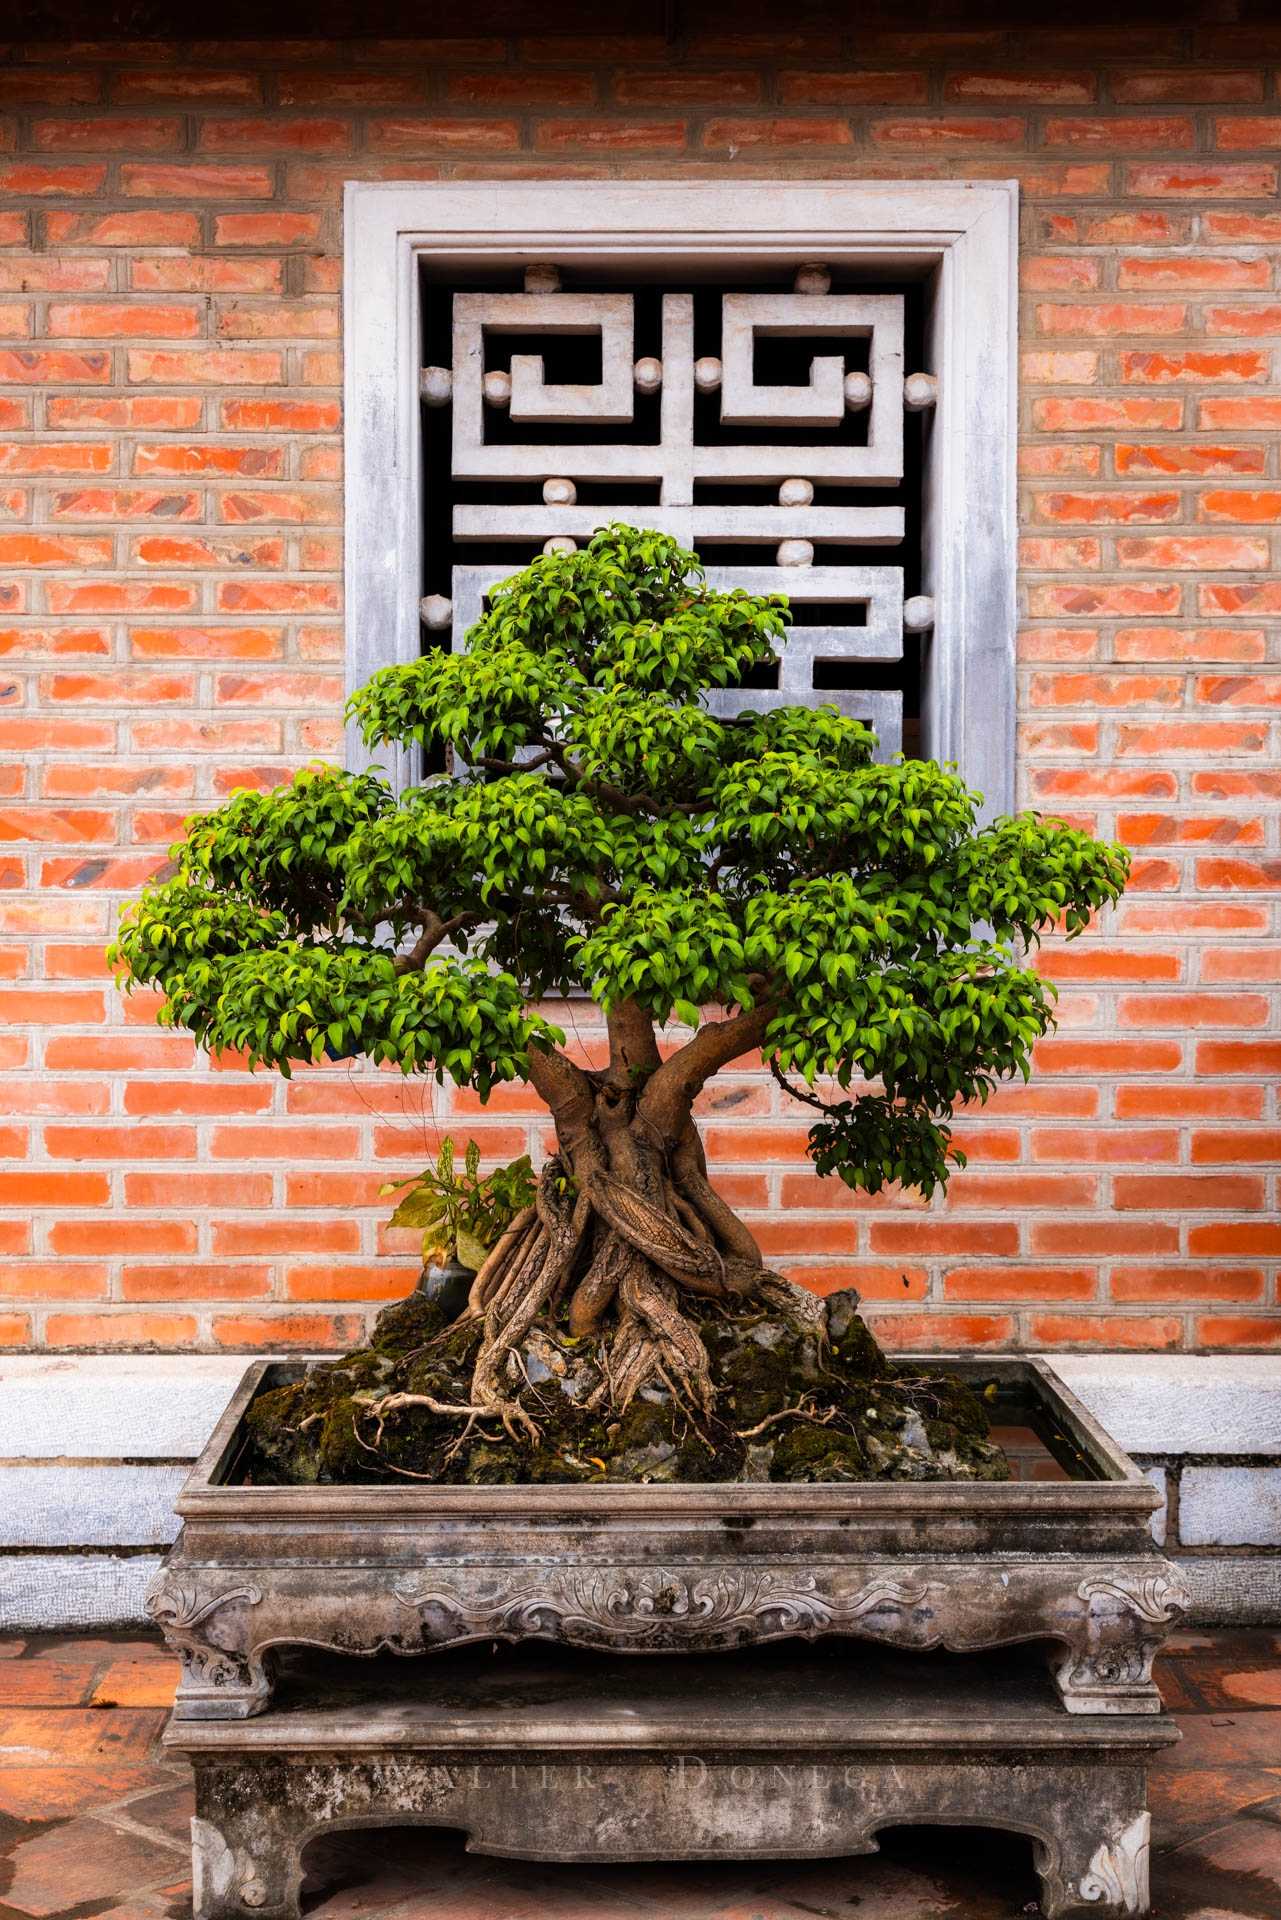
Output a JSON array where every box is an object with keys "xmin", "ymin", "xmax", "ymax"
[{"xmin": 343, "ymin": 179, "xmax": 1018, "ymax": 813}]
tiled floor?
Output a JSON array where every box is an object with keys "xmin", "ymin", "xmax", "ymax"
[{"xmin": 0, "ymin": 1629, "xmax": 1278, "ymax": 1919}]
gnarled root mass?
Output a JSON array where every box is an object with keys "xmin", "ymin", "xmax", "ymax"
[
  {"xmin": 243, "ymin": 1174, "xmax": 1010, "ymax": 1489},
  {"xmin": 243, "ymin": 1084, "xmax": 1008, "ymax": 1488}
]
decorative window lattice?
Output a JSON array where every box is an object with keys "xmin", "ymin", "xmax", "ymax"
[{"xmin": 417, "ymin": 262, "xmax": 939, "ymax": 763}]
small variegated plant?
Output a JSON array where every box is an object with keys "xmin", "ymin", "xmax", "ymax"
[{"xmin": 382, "ymin": 1137, "xmax": 537, "ymax": 1275}]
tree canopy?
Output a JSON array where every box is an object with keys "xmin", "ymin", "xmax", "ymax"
[{"xmin": 111, "ymin": 524, "xmax": 1128, "ymax": 1198}]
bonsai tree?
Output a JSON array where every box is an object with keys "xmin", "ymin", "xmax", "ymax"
[{"xmin": 111, "ymin": 525, "xmax": 1127, "ymax": 1474}]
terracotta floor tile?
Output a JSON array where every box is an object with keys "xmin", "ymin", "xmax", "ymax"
[
  {"xmin": 0, "ymin": 1657, "xmax": 97, "ymax": 1708},
  {"xmin": 1221, "ymin": 1668, "xmax": 1281, "ymax": 1709},
  {"xmin": 1162, "ymin": 1709, "xmax": 1281, "ymax": 1771},
  {"xmin": 0, "ymin": 1763, "xmax": 171, "ymax": 1822},
  {"xmin": 90, "ymin": 1652, "xmax": 180, "ymax": 1710},
  {"xmin": 118, "ymin": 1779, "xmax": 195, "ymax": 1844},
  {"xmin": 1150, "ymin": 1766, "xmax": 1281, "ymax": 1838},
  {"xmin": 3, "ymin": 1814, "xmax": 187, "ymax": 1917},
  {"xmin": 0, "ymin": 1707, "xmax": 165, "ymax": 1769}
]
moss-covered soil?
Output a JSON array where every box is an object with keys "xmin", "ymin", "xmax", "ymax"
[{"xmin": 241, "ymin": 1282, "xmax": 1008, "ymax": 1486}]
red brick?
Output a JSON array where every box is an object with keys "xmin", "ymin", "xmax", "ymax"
[
  {"xmin": 1119, "ymin": 536, "xmax": 1269, "ymax": 572},
  {"xmin": 47, "ymin": 301, "xmax": 200, "ymax": 339},
  {"xmin": 113, "ymin": 70, "xmax": 265, "ymax": 103},
  {"xmin": 0, "ymin": 1261, "xmax": 108, "ymax": 1300},
  {"xmin": 0, "ymin": 1170, "xmax": 110, "ymax": 1206},
  {"xmin": 1038, "ymin": 947, "xmax": 1180, "ymax": 982},
  {"xmin": 1111, "ymin": 1266, "xmax": 1263, "ymax": 1304},
  {"xmin": 1196, "ymin": 1315, "xmax": 1281, "ymax": 1348},
  {"xmin": 1188, "ymin": 1221, "xmax": 1281, "ymax": 1259},
  {"xmin": 1125, "ymin": 162, "xmax": 1277, "ymax": 196},
  {"xmin": 120, "ymin": 163, "xmax": 273, "ymax": 197},
  {"xmin": 1122, "ymin": 255, "xmax": 1271, "ymax": 291},
  {"xmin": 122, "ymin": 1262, "xmax": 270, "ymax": 1300},
  {"xmin": 947, "ymin": 1173, "xmax": 1098, "ymax": 1208},
  {"xmin": 1076, "ymin": 210, "xmax": 1189, "ymax": 243},
  {"xmin": 0, "ymin": 257, "xmax": 112, "ymax": 291},
  {"xmin": 212, "ymin": 1311, "xmax": 366, "ymax": 1348},
  {"xmin": 48, "ymin": 394, "xmax": 202, "ymax": 430},
  {"xmin": 1044, "ymin": 115, "xmax": 1194, "ymax": 147},
  {"xmin": 124, "ymin": 1169, "xmax": 273, "ymax": 1207},
  {"xmin": 0, "ymin": 163, "xmax": 107, "ymax": 195},
  {"xmin": 0, "ymin": 71, "xmax": 103, "ymax": 104},
  {"xmin": 776, "ymin": 71, "xmax": 925, "ymax": 105},
  {"xmin": 197, "ymin": 116, "xmax": 351, "ymax": 153},
  {"xmin": 1120, "ymin": 442, "xmax": 1266, "ymax": 476},
  {"xmin": 212, "ymin": 211, "xmax": 322, "ymax": 246},
  {"xmin": 1115, "ymin": 1171, "xmax": 1265, "ymax": 1210},
  {"xmin": 1115, "ymin": 71, "xmax": 1263, "ymax": 103},
  {"xmin": 947, "ymin": 70, "xmax": 1093, "ymax": 104},
  {"xmin": 33, "ymin": 115, "xmax": 184, "ymax": 152},
  {"xmin": 368, "ymin": 116, "xmax": 521, "ymax": 151},
  {"xmin": 1116, "ymin": 1083, "xmax": 1262, "ymax": 1119},
  {"xmin": 1120, "ymin": 350, "xmax": 1268, "ymax": 385},
  {"xmin": 221, "ymin": 397, "xmax": 340, "ymax": 432},
  {"xmin": 1190, "ymin": 1128, "xmax": 1281, "ymax": 1164},
  {"xmin": 51, "ymin": 1218, "xmax": 197, "ymax": 1255},
  {"xmin": 0, "ymin": 349, "xmax": 111, "ymax": 386},
  {"xmin": 46, "ymin": 1310, "xmax": 197, "ymax": 1346},
  {"xmin": 278, "ymin": 73, "xmax": 427, "ymax": 106},
  {"xmin": 866, "ymin": 1312, "xmax": 1015, "ymax": 1350},
  {"xmin": 1037, "ymin": 1036, "xmax": 1190, "ymax": 1082},
  {"xmin": 46, "ymin": 210, "xmax": 200, "ymax": 246},
  {"xmin": 127, "ymin": 348, "xmax": 284, "ymax": 386},
  {"xmin": 285, "ymin": 1262, "xmax": 417, "ymax": 1301},
  {"xmin": 944, "ymin": 1266, "xmax": 1096, "ymax": 1302},
  {"xmin": 133, "ymin": 256, "xmax": 282, "ymax": 293},
  {"xmin": 1197, "ymin": 857, "xmax": 1281, "ymax": 891},
  {"xmin": 1119, "ymin": 812, "xmax": 1263, "ymax": 847},
  {"xmin": 1213, "ymin": 114, "xmax": 1281, "ymax": 147},
  {"xmin": 1032, "ymin": 492, "xmax": 1180, "ymax": 526},
  {"xmin": 1030, "ymin": 1313, "xmax": 1181, "ymax": 1349},
  {"xmin": 869, "ymin": 115, "xmax": 1026, "ymax": 146},
  {"xmin": 867, "ymin": 1221, "xmax": 1021, "ymax": 1256},
  {"xmin": 1193, "ymin": 770, "xmax": 1281, "ymax": 798}
]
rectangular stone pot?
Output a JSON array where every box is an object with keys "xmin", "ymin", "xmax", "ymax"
[{"xmin": 148, "ymin": 1355, "xmax": 1188, "ymax": 1722}]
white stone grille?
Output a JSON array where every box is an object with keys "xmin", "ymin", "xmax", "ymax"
[{"xmin": 421, "ymin": 268, "xmax": 924, "ymax": 760}]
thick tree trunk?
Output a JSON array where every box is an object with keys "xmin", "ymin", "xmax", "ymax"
[{"xmin": 464, "ymin": 1030, "xmax": 775, "ymax": 1437}]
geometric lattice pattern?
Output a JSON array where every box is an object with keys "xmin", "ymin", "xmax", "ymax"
[{"xmin": 428, "ymin": 272, "xmax": 918, "ymax": 755}]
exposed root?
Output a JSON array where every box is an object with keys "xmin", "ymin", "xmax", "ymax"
[
  {"xmin": 359, "ymin": 1389, "xmax": 498, "ymax": 1445},
  {"xmin": 735, "ymin": 1397, "xmax": 840, "ymax": 1440}
]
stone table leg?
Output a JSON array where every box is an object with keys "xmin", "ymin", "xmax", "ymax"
[
  {"xmin": 1038, "ymin": 1807, "xmax": 1151, "ymax": 1919},
  {"xmin": 191, "ymin": 1771, "xmax": 303, "ymax": 1920}
]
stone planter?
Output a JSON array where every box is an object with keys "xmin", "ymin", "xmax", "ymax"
[{"xmin": 147, "ymin": 1355, "xmax": 1188, "ymax": 1723}]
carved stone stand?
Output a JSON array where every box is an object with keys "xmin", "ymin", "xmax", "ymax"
[
  {"xmin": 167, "ymin": 1643, "xmax": 1177, "ymax": 1920},
  {"xmin": 153, "ymin": 1357, "xmax": 1187, "ymax": 1915}
]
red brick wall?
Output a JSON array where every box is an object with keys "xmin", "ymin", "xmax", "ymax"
[{"xmin": 2, "ymin": 27, "xmax": 1278, "ymax": 1357}]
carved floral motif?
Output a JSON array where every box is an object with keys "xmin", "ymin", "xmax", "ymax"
[
  {"xmin": 393, "ymin": 1566, "xmax": 942, "ymax": 1648},
  {"xmin": 1077, "ymin": 1573, "xmax": 1189, "ymax": 1625},
  {"xmin": 1078, "ymin": 1811, "xmax": 1151, "ymax": 1911}
]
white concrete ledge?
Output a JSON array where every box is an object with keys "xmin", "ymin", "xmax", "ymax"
[
  {"xmin": 0, "ymin": 1464, "xmax": 186, "ymax": 1548},
  {"xmin": 1045, "ymin": 1356, "xmax": 1281, "ymax": 1457},
  {"xmin": 2, "ymin": 1554, "xmax": 164, "ymax": 1632},
  {"xmin": 0, "ymin": 1354, "xmax": 247, "ymax": 1460}
]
